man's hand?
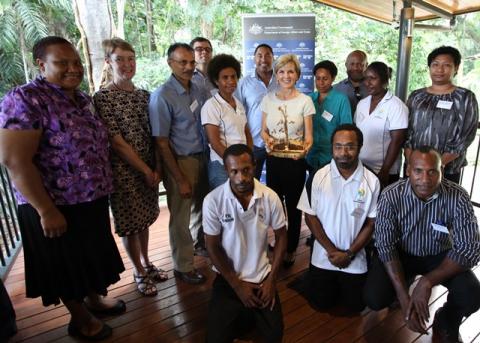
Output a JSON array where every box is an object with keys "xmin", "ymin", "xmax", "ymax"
[
  {"xmin": 177, "ymin": 179, "xmax": 192, "ymax": 198},
  {"xmin": 40, "ymin": 206, "xmax": 67, "ymax": 238},
  {"xmin": 328, "ymin": 250, "xmax": 351, "ymax": 269},
  {"xmin": 404, "ymin": 307, "xmax": 428, "ymax": 334},
  {"xmin": 233, "ymin": 281, "xmax": 263, "ymax": 308},
  {"xmin": 257, "ymin": 275, "xmax": 276, "ymax": 310},
  {"xmin": 408, "ymin": 276, "xmax": 432, "ymax": 327}
]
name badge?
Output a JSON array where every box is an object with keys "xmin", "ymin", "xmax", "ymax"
[
  {"xmin": 432, "ymin": 223, "xmax": 449, "ymax": 234},
  {"xmin": 322, "ymin": 110, "xmax": 333, "ymax": 122},
  {"xmin": 190, "ymin": 99, "xmax": 199, "ymax": 113},
  {"xmin": 436, "ymin": 100, "xmax": 453, "ymax": 110},
  {"xmin": 351, "ymin": 207, "xmax": 364, "ymax": 217}
]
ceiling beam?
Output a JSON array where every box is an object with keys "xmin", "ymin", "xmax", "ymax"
[{"xmin": 412, "ymin": 0, "xmax": 453, "ymax": 19}]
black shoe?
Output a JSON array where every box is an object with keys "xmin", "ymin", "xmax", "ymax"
[
  {"xmin": 86, "ymin": 299, "xmax": 126, "ymax": 317},
  {"xmin": 174, "ymin": 269, "xmax": 206, "ymax": 284},
  {"xmin": 432, "ymin": 307, "xmax": 463, "ymax": 343},
  {"xmin": 68, "ymin": 321, "xmax": 112, "ymax": 341}
]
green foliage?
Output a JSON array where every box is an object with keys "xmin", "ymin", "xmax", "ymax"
[{"xmin": 1, "ymin": 0, "xmax": 480, "ymax": 100}]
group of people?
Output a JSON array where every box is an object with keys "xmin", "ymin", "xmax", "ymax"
[{"xmin": 0, "ymin": 33, "xmax": 479, "ymax": 343}]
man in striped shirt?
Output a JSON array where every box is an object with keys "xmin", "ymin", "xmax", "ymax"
[{"xmin": 364, "ymin": 146, "xmax": 480, "ymax": 342}]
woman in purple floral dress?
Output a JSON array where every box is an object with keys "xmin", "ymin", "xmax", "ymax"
[{"xmin": 0, "ymin": 36, "xmax": 125, "ymax": 341}]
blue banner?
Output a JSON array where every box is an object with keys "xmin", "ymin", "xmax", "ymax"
[{"xmin": 242, "ymin": 14, "xmax": 316, "ymax": 93}]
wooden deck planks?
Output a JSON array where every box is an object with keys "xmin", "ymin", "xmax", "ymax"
[{"xmin": 3, "ymin": 206, "xmax": 480, "ymax": 342}]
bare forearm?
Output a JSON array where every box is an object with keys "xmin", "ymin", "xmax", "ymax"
[
  {"xmin": 424, "ymin": 257, "xmax": 466, "ymax": 286},
  {"xmin": 380, "ymin": 131, "xmax": 406, "ymax": 174},
  {"xmin": 348, "ymin": 218, "xmax": 374, "ymax": 254},
  {"xmin": 441, "ymin": 152, "xmax": 459, "ymax": 167},
  {"xmin": 155, "ymin": 139, "xmax": 184, "ymax": 182},
  {"xmin": 384, "ymin": 259, "xmax": 410, "ymax": 307},
  {"xmin": 112, "ymin": 140, "xmax": 151, "ymax": 175},
  {"xmin": 6, "ymin": 161, "xmax": 56, "ymax": 216},
  {"xmin": 270, "ymin": 227, "xmax": 287, "ymax": 281},
  {"xmin": 207, "ymin": 242, "xmax": 242, "ymax": 289},
  {"xmin": 305, "ymin": 213, "xmax": 338, "ymax": 253}
]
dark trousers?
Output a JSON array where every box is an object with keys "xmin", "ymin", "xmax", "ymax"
[
  {"xmin": 363, "ymin": 252, "xmax": 480, "ymax": 332},
  {"xmin": 206, "ymin": 275, "xmax": 283, "ymax": 343},
  {"xmin": 0, "ymin": 279, "xmax": 17, "ymax": 340},
  {"xmin": 266, "ymin": 156, "xmax": 306, "ymax": 253},
  {"xmin": 253, "ymin": 146, "xmax": 267, "ymax": 181},
  {"xmin": 307, "ymin": 264, "xmax": 367, "ymax": 312}
]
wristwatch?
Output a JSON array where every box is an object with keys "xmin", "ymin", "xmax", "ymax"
[{"xmin": 345, "ymin": 249, "xmax": 356, "ymax": 261}]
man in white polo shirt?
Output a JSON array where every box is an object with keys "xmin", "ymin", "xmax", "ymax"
[
  {"xmin": 203, "ymin": 144, "xmax": 287, "ymax": 343},
  {"xmin": 298, "ymin": 124, "xmax": 380, "ymax": 312}
]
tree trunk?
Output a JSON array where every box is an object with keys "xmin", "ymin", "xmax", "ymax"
[
  {"xmin": 72, "ymin": 0, "xmax": 114, "ymax": 93},
  {"xmin": 116, "ymin": 0, "xmax": 126, "ymax": 39},
  {"xmin": 144, "ymin": 0, "xmax": 156, "ymax": 53},
  {"xmin": 201, "ymin": 0, "xmax": 213, "ymax": 38}
]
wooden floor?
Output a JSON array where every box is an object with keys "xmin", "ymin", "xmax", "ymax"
[{"xmin": 4, "ymin": 205, "xmax": 480, "ymax": 343}]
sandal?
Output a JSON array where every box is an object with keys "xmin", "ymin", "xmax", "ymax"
[
  {"xmin": 133, "ymin": 274, "xmax": 157, "ymax": 296},
  {"xmin": 145, "ymin": 263, "xmax": 168, "ymax": 282}
]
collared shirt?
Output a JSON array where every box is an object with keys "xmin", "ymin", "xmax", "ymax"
[
  {"xmin": 192, "ymin": 69, "xmax": 217, "ymax": 98},
  {"xmin": 375, "ymin": 178, "xmax": 480, "ymax": 268},
  {"xmin": 260, "ymin": 92, "xmax": 315, "ymax": 144},
  {"xmin": 297, "ymin": 161, "xmax": 380, "ymax": 274},
  {"xmin": 333, "ymin": 78, "xmax": 368, "ymax": 113},
  {"xmin": 149, "ymin": 74, "xmax": 208, "ymax": 156},
  {"xmin": 0, "ymin": 77, "xmax": 113, "ymax": 205},
  {"xmin": 203, "ymin": 179, "xmax": 286, "ymax": 283},
  {"xmin": 201, "ymin": 93, "xmax": 248, "ymax": 163},
  {"xmin": 405, "ymin": 87, "xmax": 479, "ymax": 174},
  {"xmin": 235, "ymin": 71, "xmax": 277, "ymax": 147},
  {"xmin": 355, "ymin": 90, "xmax": 408, "ymax": 174},
  {"xmin": 306, "ymin": 89, "xmax": 352, "ymax": 170}
]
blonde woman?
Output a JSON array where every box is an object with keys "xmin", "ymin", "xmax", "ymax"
[
  {"xmin": 260, "ymin": 54, "xmax": 314, "ymax": 267},
  {"xmin": 93, "ymin": 38, "xmax": 167, "ymax": 296}
]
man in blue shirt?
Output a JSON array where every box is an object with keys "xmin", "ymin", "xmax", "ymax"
[
  {"xmin": 190, "ymin": 36, "xmax": 216, "ymax": 97},
  {"xmin": 235, "ymin": 44, "xmax": 276, "ymax": 180},
  {"xmin": 149, "ymin": 43, "xmax": 209, "ymax": 284},
  {"xmin": 333, "ymin": 50, "xmax": 368, "ymax": 113}
]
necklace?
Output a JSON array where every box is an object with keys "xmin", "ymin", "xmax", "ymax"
[{"xmin": 112, "ymin": 81, "xmax": 135, "ymax": 92}]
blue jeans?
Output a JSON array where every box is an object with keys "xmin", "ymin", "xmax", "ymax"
[{"xmin": 208, "ymin": 160, "xmax": 228, "ymax": 189}]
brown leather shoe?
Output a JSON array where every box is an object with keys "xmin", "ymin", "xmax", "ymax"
[{"xmin": 174, "ymin": 269, "xmax": 206, "ymax": 284}]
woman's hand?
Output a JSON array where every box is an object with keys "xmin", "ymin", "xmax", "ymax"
[
  {"xmin": 144, "ymin": 168, "xmax": 160, "ymax": 188},
  {"xmin": 40, "ymin": 206, "xmax": 67, "ymax": 238}
]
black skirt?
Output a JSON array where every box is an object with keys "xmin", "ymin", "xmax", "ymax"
[{"xmin": 18, "ymin": 196, "xmax": 125, "ymax": 306}]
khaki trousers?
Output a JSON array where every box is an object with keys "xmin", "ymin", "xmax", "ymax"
[{"xmin": 163, "ymin": 154, "xmax": 207, "ymax": 272}]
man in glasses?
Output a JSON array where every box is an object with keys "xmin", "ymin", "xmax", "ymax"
[
  {"xmin": 334, "ymin": 50, "xmax": 368, "ymax": 113},
  {"xmin": 190, "ymin": 37, "xmax": 216, "ymax": 97},
  {"xmin": 149, "ymin": 43, "xmax": 209, "ymax": 285},
  {"xmin": 297, "ymin": 124, "xmax": 380, "ymax": 312}
]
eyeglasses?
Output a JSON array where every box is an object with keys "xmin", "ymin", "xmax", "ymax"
[
  {"xmin": 170, "ymin": 59, "xmax": 197, "ymax": 67},
  {"xmin": 333, "ymin": 144, "xmax": 359, "ymax": 152},
  {"xmin": 194, "ymin": 47, "xmax": 212, "ymax": 53}
]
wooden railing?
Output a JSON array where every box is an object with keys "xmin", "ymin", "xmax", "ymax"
[{"xmin": 0, "ymin": 165, "xmax": 21, "ymax": 280}]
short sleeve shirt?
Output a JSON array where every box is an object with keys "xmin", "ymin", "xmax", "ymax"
[
  {"xmin": 235, "ymin": 72, "xmax": 277, "ymax": 147},
  {"xmin": 355, "ymin": 91, "xmax": 408, "ymax": 174},
  {"xmin": 192, "ymin": 69, "xmax": 217, "ymax": 98},
  {"xmin": 203, "ymin": 179, "xmax": 286, "ymax": 283},
  {"xmin": 260, "ymin": 92, "xmax": 315, "ymax": 144},
  {"xmin": 201, "ymin": 93, "xmax": 248, "ymax": 163},
  {"xmin": 297, "ymin": 161, "xmax": 380, "ymax": 274},
  {"xmin": 0, "ymin": 77, "xmax": 113, "ymax": 205},
  {"xmin": 306, "ymin": 89, "xmax": 352, "ymax": 169},
  {"xmin": 149, "ymin": 75, "xmax": 208, "ymax": 155}
]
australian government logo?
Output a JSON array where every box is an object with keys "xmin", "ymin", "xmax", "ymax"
[{"xmin": 249, "ymin": 23, "xmax": 263, "ymax": 35}]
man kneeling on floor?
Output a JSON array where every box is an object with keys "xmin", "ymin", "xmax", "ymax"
[
  {"xmin": 298, "ymin": 124, "xmax": 380, "ymax": 312},
  {"xmin": 364, "ymin": 146, "xmax": 480, "ymax": 343},
  {"xmin": 203, "ymin": 144, "xmax": 287, "ymax": 343}
]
